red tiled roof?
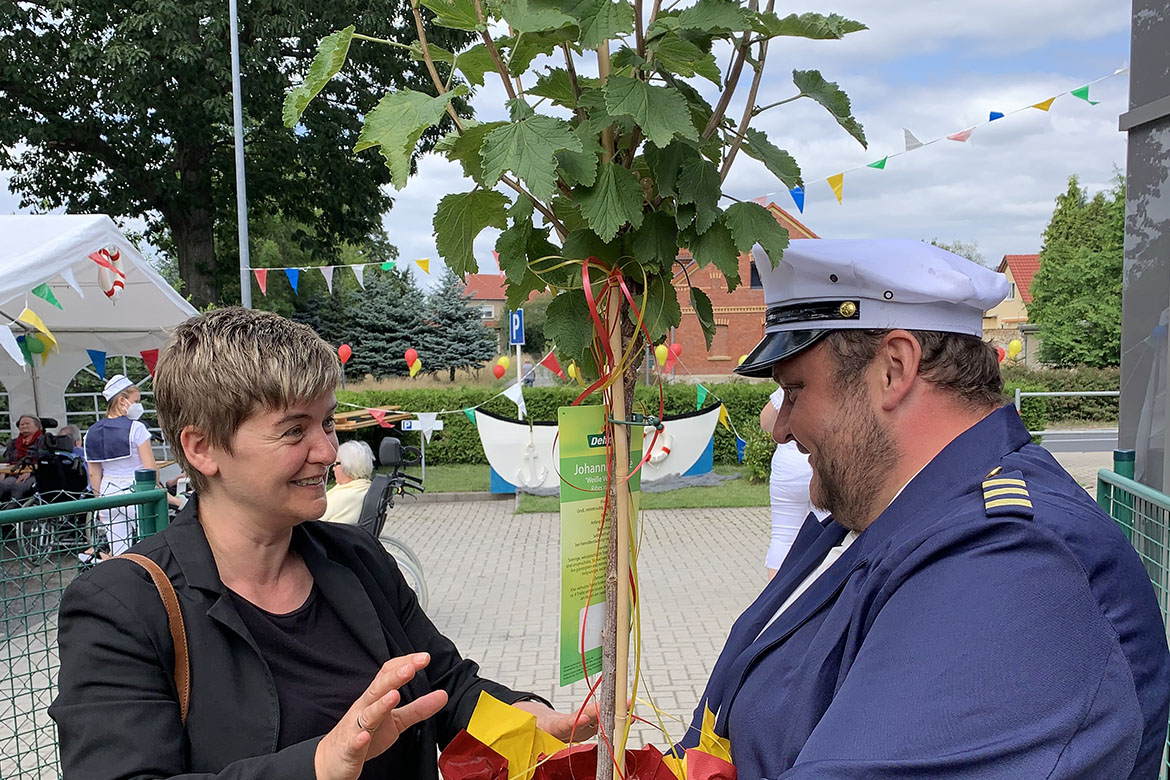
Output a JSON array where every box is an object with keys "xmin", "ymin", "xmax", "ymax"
[
  {"xmin": 997, "ymin": 254, "xmax": 1041, "ymax": 304},
  {"xmin": 463, "ymin": 272, "xmax": 507, "ymax": 301}
]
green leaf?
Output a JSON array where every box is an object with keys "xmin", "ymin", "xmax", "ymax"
[
  {"xmin": 556, "ymin": 142, "xmax": 600, "ymax": 187},
  {"xmin": 603, "ymin": 76, "xmax": 699, "ymax": 149},
  {"xmin": 496, "ymin": 200, "xmax": 534, "ymax": 285},
  {"xmin": 644, "ymin": 141, "xmax": 689, "ymax": 198},
  {"xmin": 741, "ymin": 129, "xmax": 803, "ymax": 189},
  {"xmin": 283, "ymin": 26, "xmax": 355, "ymax": 128},
  {"xmin": 552, "ymin": 196, "xmax": 590, "ymax": 233},
  {"xmin": 648, "ymin": 34, "xmax": 720, "ymax": 86},
  {"xmin": 722, "ymin": 202, "xmax": 789, "ymax": 265},
  {"xmin": 631, "ymin": 210, "xmax": 679, "ymax": 275},
  {"xmin": 508, "ymin": 98, "xmax": 536, "ymax": 121},
  {"xmin": 577, "ymin": 162, "xmax": 645, "ymax": 242},
  {"xmin": 433, "ymin": 190, "xmax": 510, "ymax": 276},
  {"xmin": 438, "ymin": 121, "xmax": 506, "ymax": 184},
  {"xmin": 501, "ymin": 28, "xmax": 578, "ymax": 75},
  {"xmin": 677, "ymin": 156, "xmax": 721, "ymax": 233},
  {"xmin": 611, "ymin": 46, "xmax": 648, "ymax": 74},
  {"xmin": 455, "ymin": 44, "xmax": 497, "ymax": 87},
  {"xmin": 355, "ymin": 88, "xmax": 463, "ymax": 189},
  {"xmin": 577, "ymin": 87, "xmax": 634, "ymax": 137},
  {"xmin": 420, "ymin": 0, "xmax": 485, "ymax": 31},
  {"xmin": 499, "ymin": 0, "xmax": 577, "ymax": 32},
  {"xmin": 529, "ymin": 68, "xmax": 596, "ymax": 108},
  {"xmin": 686, "ymin": 221, "xmax": 739, "ymax": 290},
  {"xmin": 676, "ymin": 0, "xmax": 750, "ymax": 33},
  {"xmin": 481, "ymin": 115, "xmax": 582, "ymax": 201},
  {"xmin": 556, "ymin": 0, "xmax": 635, "ymax": 49},
  {"xmin": 792, "ymin": 69, "xmax": 867, "ymax": 148},
  {"xmin": 561, "ymin": 228, "xmax": 626, "ymax": 269},
  {"xmin": 675, "ymin": 202, "xmax": 696, "ymax": 231},
  {"xmin": 753, "ymin": 11, "xmax": 866, "ymax": 40},
  {"xmin": 640, "ymin": 274, "xmax": 682, "ymax": 342},
  {"xmin": 690, "ymin": 287, "xmax": 716, "ymax": 349},
  {"xmin": 546, "ymin": 289, "xmax": 594, "ymax": 362}
]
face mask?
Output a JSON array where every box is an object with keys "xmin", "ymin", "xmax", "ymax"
[{"xmin": 126, "ymin": 402, "xmax": 145, "ymax": 421}]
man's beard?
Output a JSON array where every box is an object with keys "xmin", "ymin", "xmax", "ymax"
[{"xmin": 810, "ymin": 390, "xmax": 899, "ymax": 532}]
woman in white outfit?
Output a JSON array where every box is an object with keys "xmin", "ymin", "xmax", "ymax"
[
  {"xmin": 319, "ymin": 440, "xmax": 375, "ymax": 525},
  {"xmin": 760, "ymin": 387, "xmax": 827, "ymax": 579},
  {"xmin": 82, "ymin": 374, "xmax": 157, "ymax": 558}
]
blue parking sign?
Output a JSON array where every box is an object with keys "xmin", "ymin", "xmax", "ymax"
[{"xmin": 509, "ymin": 309, "xmax": 525, "ymax": 346}]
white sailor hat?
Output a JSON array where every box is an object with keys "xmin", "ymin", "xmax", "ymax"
[
  {"xmin": 735, "ymin": 239, "xmax": 1010, "ymax": 378},
  {"xmin": 102, "ymin": 374, "xmax": 134, "ymax": 401}
]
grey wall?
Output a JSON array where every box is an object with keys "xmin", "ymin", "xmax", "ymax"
[{"xmin": 1120, "ymin": 0, "xmax": 1170, "ymax": 488}]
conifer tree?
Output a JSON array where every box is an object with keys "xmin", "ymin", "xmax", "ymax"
[
  {"xmin": 346, "ymin": 268, "xmax": 435, "ymax": 379},
  {"xmin": 426, "ymin": 268, "xmax": 497, "ymax": 381}
]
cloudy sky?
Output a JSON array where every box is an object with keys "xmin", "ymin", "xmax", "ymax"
[
  {"xmin": 382, "ymin": 0, "xmax": 1131, "ymax": 284},
  {"xmin": 2, "ymin": 0, "xmax": 1131, "ymax": 287}
]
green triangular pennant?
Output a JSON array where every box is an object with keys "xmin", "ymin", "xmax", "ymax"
[
  {"xmin": 696, "ymin": 383, "xmax": 709, "ymax": 410},
  {"xmin": 866, "ymin": 156, "xmax": 888, "ymax": 170},
  {"xmin": 31, "ymin": 283, "xmax": 62, "ymax": 309},
  {"xmin": 381, "ymin": 261, "xmax": 397, "ymax": 270},
  {"xmin": 463, "ymin": 408, "xmax": 477, "ymax": 426},
  {"xmin": 1070, "ymin": 86, "xmax": 1099, "ymax": 106}
]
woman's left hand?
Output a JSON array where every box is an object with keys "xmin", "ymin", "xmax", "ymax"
[{"xmin": 513, "ymin": 700, "xmax": 600, "ymax": 742}]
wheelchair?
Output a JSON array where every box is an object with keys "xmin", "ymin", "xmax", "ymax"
[
  {"xmin": 12, "ymin": 431, "xmax": 93, "ymax": 567},
  {"xmin": 356, "ymin": 437, "xmax": 428, "ymax": 610}
]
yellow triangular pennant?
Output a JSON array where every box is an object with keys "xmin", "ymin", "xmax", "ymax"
[
  {"xmin": 827, "ymin": 173, "xmax": 844, "ymax": 204},
  {"xmin": 1031, "ymin": 96, "xmax": 1056, "ymax": 111},
  {"xmin": 718, "ymin": 405, "xmax": 732, "ymax": 432},
  {"xmin": 415, "ymin": 258, "xmax": 431, "ymax": 274},
  {"xmin": 697, "ymin": 704, "xmax": 733, "ymax": 763},
  {"xmin": 17, "ymin": 307, "xmax": 58, "ymax": 353}
]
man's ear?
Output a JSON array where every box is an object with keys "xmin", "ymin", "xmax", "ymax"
[
  {"xmin": 180, "ymin": 426, "xmax": 221, "ymax": 480},
  {"xmin": 876, "ymin": 330, "xmax": 921, "ymax": 411}
]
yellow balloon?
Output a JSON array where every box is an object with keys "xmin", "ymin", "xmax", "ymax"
[
  {"xmin": 409, "ymin": 359, "xmax": 422, "ymax": 377},
  {"xmin": 567, "ymin": 362, "xmax": 577, "ymax": 379},
  {"xmin": 498, "ymin": 356, "xmax": 511, "ymax": 370},
  {"xmin": 1007, "ymin": 339, "xmax": 1023, "ymax": 359},
  {"xmin": 654, "ymin": 344, "xmax": 669, "ymax": 366},
  {"xmin": 738, "ymin": 354, "xmax": 748, "ymax": 365}
]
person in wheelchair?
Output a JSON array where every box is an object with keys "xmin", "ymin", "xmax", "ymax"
[
  {"xmin": 1, "ymin": 414, "xmax": 44, "ymax": 505},
  {"xmin": 31, "ymin": 425, "xmax": 91, "ymax": 503},
  {"xmin": 319, "ymin": 440, "xmax": 375, "ymax": 526}
]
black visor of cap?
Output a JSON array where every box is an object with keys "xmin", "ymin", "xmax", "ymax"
[{"xmin": 733, "ymin": 329, "xmax": 829, "ymax": 378}]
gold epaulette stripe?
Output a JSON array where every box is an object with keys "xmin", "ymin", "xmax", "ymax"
[
  {"xmin": 985, "ymin": 498, "xmax": 1034, "ymax": 509},
  {"xmin": 983, "ymin": 478, "xmax": 1027, "ymax": 488},
  {"xmin": 983, "ymin": 487, "xmax": 1031, "ymax": 499},
  {"xmin": 986, "ymin": 466, "xmax": 1003, "ymax": 478}
]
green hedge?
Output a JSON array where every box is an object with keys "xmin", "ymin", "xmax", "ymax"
[
  {"xmin": 1003, "ymin": 380, "xmax": 1048, "ymax": 444},
  {"xmin": 338, "ymin": 377, "xmax": 1049, "ymax": 466},
  {"xmin": 1001, "ymin": 365, "xmax": 1119, "ymax": 423}
]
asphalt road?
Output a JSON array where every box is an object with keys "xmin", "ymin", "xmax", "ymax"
[{"xmin": 1041, "ymin": 429, "xmax": 1119, "ymax": 453}]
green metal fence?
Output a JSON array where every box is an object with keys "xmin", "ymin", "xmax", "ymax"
[
  {"xmin": 1, "ymin": 471, "xmax": 168, "ymax": 780},
  {"xmin": 1097, "ymin": 449, "xmax": 1170, "ymax": 778}
]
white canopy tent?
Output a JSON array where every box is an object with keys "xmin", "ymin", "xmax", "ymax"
[{"xmin": 0, "ymin": 215, "xmax": 198, "ymax": 430}]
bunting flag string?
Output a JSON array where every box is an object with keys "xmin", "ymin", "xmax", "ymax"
[
  {"xmin": 140, "ymin": 348, "xmax": 160, "ymax": 377},
  {"xmin": 88, "ymin": 349, "xmax": 107, "ymax": 379},
  {"xmin": 254, "ymin": 268, "xmax": 268, "ymax": 296},
  {"xmin": 696, "ymin": 383, "xmax": 708, "ymax": 409},
  {"xmin": 353, "ymin": 265, "xmax": 366, "ymax": 289},
  {"xmin": 31, "ymin": 283, "xmax": 62, "ymax": 310},
  {"xmin": 415, "ymin": 258, "xmax": 430, "ymax": 274},
  {"xmin": 761, "ymin": 67, "xmax": 1128, "ymax": 212},
  {"xmin": 16, "ymin": 307, "xmax": 57, "ymax": 353},
  {"xmin": 735, "ymin": 435, "xmax": 747, "ymax": 464},
  {"xmin": 0, "ymin": 327, "xmax": 24, "ymax": 368},
  {"xmin": 60, "ymin": 267, "xmax": 84, "ymax": 299},
  {"xmin": 320, "ymin": 266, "xmax": 334, "ymax": 294},
  {"xmin": 285, "ymin": 268, "xmax": 299, "ymax": 294}
]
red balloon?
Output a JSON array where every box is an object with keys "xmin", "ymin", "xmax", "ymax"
[
  {"xmin": 338, "ymin": 344, "xmax": 352, "ymax": 365},
  {"xmin": 404, "ymin": 348, "xmax": 419, "ymax": 366},
  {"xmin": 492, "ymin": 364, "xmax": 506, "ymax": 379},
  {"xmin": 669, "ymin": 343, "xmax": 683, "ymax": 357},
  {"xmin": 996, "ymin": 346, "xmax": 1006, "ymax": 363}
]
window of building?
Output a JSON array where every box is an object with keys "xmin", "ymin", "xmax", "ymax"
[
  {"xmin": 712, "ymin": 323, "xmax": 729, "ymax": 355},
  {"xmin": 479, "ymin": 305, "xmax": 495, "ymax": 320},
  {"xmin": 1007, "ymin": 283, "xmax": 1016, "ymax": 300}
]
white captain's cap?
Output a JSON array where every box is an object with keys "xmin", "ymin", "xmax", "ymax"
[
  {"xmin": 102, "ymin": 374, "xmax": 134, "ymax": 401},
  {"xmin": 735, "ymin": 239, "xmax": 1010, "ymax": 378}
]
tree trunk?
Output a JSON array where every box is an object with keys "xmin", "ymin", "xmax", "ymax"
[
  {"xmin": 450, "ymin": 366, "xmax": 456, "ymax": 382},
  {"xmin": 169, "ymin": 148, "xmax": 220, "ymax": 307}
]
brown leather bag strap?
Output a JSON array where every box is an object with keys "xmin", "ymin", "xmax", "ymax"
[{"xmin": 117, "ymin": 553, "xmax": 191, "ymax": 724}]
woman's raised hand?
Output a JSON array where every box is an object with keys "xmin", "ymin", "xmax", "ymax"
[{"xmin": 314, "ymin": 652, "xmax": 448, "ymax": 780}]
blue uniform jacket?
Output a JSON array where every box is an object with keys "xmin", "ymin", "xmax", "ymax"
[{"xmin": 679, "ymin": 405, "xmax": 1170, "ymax": 779}]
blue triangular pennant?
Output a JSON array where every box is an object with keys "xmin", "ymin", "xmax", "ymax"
[
  {"xmin": 285, "ymin": 268, "xmax": 300, "ymax": 294},
  {"xmin": 736, "ymin": 436, "xmax": 747, "ymax": 463},
  {"xmin": 789, "ymin": 186, "xmax": 805, "ymax": 213},
  {"xmin": 989, "ymin": 111, "xmax": 1004, "ymax": 121},
  {"xmin": 87, "ymin": 349, "xmax": 107, "ymax": 379}
]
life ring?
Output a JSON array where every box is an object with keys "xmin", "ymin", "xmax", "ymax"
[
  {"xmin": 90, "ymin": 245, "xmax": 126, "ymax": 301},
  {"xmin": 645, "ymin": 425, "xmax": 674, "ymax": 466}
]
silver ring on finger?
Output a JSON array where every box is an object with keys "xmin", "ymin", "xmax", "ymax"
[{"xmin": 356, "ymin": 712, "xmax": 376, "ymax": 733}]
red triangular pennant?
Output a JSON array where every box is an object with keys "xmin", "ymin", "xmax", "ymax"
[
  {"xmin": 540, "ymin": 351, "xmax": 566, "ymax": 379},
  {"xmin": 368, "ymin": 408, "xmax": 392, "ymax": 428},
  {"xmin": 254, "ymin": 268, "xmax": 268, "ymax": 295},
  {"xmin": 140, "ymin": 348, "xmax": 159, "ymax": 376}
]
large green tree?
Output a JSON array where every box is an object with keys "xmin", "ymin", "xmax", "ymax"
[
  {"xmin": 1028, "ymin": 175, "xmax": 1124, "ymax": 368},
  {"xmin": 0, "ymin": 0, "xmax": 467, "ymax": 306},
  {"xmin": 426, "ymin": 268, "xmax": 497, "ymax": 381},
  {"xmin": 346, "ymin": 267, "xmax": 435, "ymax": 379}
]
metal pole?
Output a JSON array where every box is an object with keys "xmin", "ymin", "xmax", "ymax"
[
  {"xmin": 516, "ymin": 342, "xmax": 523, "ymax": 394},
  {"xmin": 229, "ymin": 0, "xmax": 253, "ymax": 309},
  {"xmin": 1014, "ymin": 386, "xmax": 1021, "ymax": 413}
]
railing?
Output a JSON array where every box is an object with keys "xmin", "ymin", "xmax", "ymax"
[
  {"xmin": 1014, "ymin": 389, "xmax": 1120, "ymax": 437},
  {"xmin": 0, "ymin": 471, "xmax": 168, "ymax": 780},
  {"xmin": 1097, "ymin": 450, "xmax": 1170, "ymax": 778}
]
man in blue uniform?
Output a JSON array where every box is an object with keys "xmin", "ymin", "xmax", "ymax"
[{"xmin": 677, "ymin": 239, "xmax": 1170, "ymax": 779}]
